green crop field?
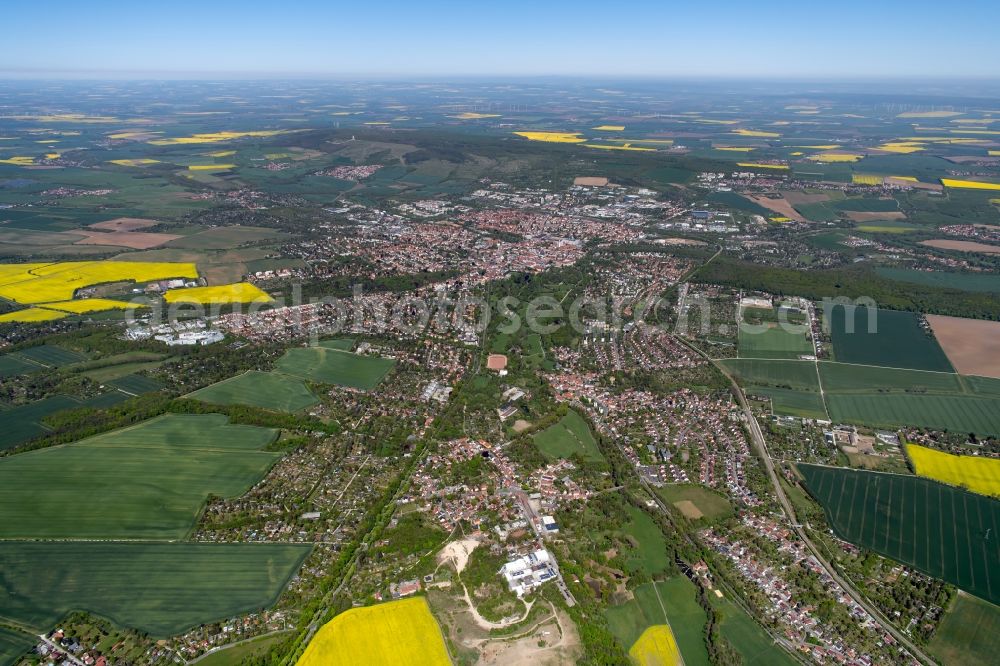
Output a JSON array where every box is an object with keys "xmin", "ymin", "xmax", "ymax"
[
  {"xmin": 655, "ymin": 577, "xmax": 711, "ymax": 666},
  {"xmin": 817, "ymin": 362, "xmax": 964, "ymax": 394},
  {"xmin": 929, "ymin": 593, "xmax": 1000, "ymax": 666},
  {"xmin": 748, "ymin": 386, "xmax": 828, "ymax": 419},
  {"xmin": 0, "ymin": 414, "xmax": 280, "ymax": 539},
  {"xmin": 533, "ymin": 409, "xmax": 604, "ymax": 462},
  {"xmin": 0, "ymin": 395, "xmax": 81, "ymax": 451},
  {"xmin": 718, "ymin": 358, "xmax": 820, "ymax": 391},
  {"xmin": 825, "ymin": 393, "xmax": 1000, "ymax": 437},
  {"xmin": 0, "ymin": 354, "xmax": 38, "ymax": 378},
  {"xmin": 738, "ymin": 324, "xmax": 812, "ymax": 359},
  {"xmin": 276, "ymin": 346, "xmax": 395, "ymax": 390},
  {"xmin": 0, "ymin": 542, "xmax": 311, "ymax": 638},
  {"xmin": 655, "ymin": 484, "xmax": 735, "ymax": 522},
  {"xmin": 189, "ymin": 370, "xmax": 319, "ymax": 412},
  {"xmin": 110, "ymin": 372, "xmax": 164, "ymax": 395},
  {"xmin": 827, "ymin": 307, "xmax": 953, "ymax": 372},
  {"xmin": 965, "ymin": 375, "xmax": 1000, "ymax": 397},
  {"xmin": 623, "ymin": 506, "xmax": 671, "ymax": 576},
  {"xmin": 13, "ymin": 344, "xmax": 86, "ymax": 367},
  {"xmin": 709, "ymin": 594, "xmax": 798, "ymax": 666},
  {"xmin": 317, "ymin": 337, "xmax": 355, "ymax": 351},
  {"xmin": 876, "ymin": 267, "xmax": 1000, "ymax": 294},
  {"xmin": 0, "ymin": 626, "xmax": 34, "ymax": 666},
  {"xmin": 195, "ymin": 632, "xmax": 291, "ymax": 666},
  {"xmin": 605, "ymin": 579, "xmax": 709, "ymax": 666},
  {"xmin": 798, "ymin": 464, "xmax": 1000, "ymax": 606}
]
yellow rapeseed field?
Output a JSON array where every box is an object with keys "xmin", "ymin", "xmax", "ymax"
[
  {"xmin": 0, "ymin": 261, "xmax": 198, "ymax": 304},
  {"xmin": 0, "ymin": 156, "xmax": 35, "ymax": 166},
  {"xmin": 852, "ymin": 174, "xmax": 884, "ymax": 185},
  {"xmin": 583, "ymin": 143, "xmax": 655, "ymax": 151},
  {"xmin": 296, "ymin": 597, "xmax": 450, "ymax": 666},
  {"xmin": 148, "ymin": 130, "xmax": 294, "ymax": 146},
  {"xmin": 188, "ymin": 164, "xmax": 236, "ymax": 171},
  {"xmin": 941, "ymin": 179, "xmax": 1000, "ymax": 191},
  {"xmin": 0, "ymin": 308, "xmax": 67, "ymax": 323},
  {"xmin": 39, "ymin": 298, "xmax": 141, "ymax": 314},
  {"xmin": 206, "ymin": 150, "xmax": 237, "ymax": 157},
  {"xmin": 989, "ymin": 150, "xmax": 1000, "ymax": 156},
  {"xmin": 807, "ymin": 153, "xmax": 863, "ymax": 163},
  {"xmin": 164, "ymin": 282, "xmax": 272, "ymax": 305},
  {"xmin": 908, "ymin": 443, "xmax": 1000, "ymax": 497},
  {"xmin": 732, "ymin": 129, "xmax": 780, "ymax": 138},
  {"xmin": 592, "ymin": 125, "xmax": 626, "ymax": 131},
  {"xmin": 737, "ymin": 162, "xmax": 789, "ymax": 170},
  {"xmin": 875, "ymin": 142, "xmax": 926, "ymax": 154},
  {"xmin": 629, "ymin": 625, "xmax": 681, "ymax": 666},
  {"xmin": 109, "ymin": 159, "xmax": 160, "ymax": 167},
  {"xmin": 714, "ymin": 146, "xmax": 755, "ymax": 152},
  {"xmin": 513, "ymin": 131, "xmax": 586, "ymax": 143}
]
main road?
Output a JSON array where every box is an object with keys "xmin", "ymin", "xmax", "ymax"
[{"xmin": 674, "ymin": 333, "xmax": 936, "ymax": 666}]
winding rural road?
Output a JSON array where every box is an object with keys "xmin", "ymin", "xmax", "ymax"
[{"xmin": 676, "ymin": 333, "xmax": 937, "ymax": 666}]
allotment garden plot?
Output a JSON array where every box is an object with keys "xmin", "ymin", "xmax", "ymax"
[{"xmin": 798, "ymin": 464, "xmax": 1000, "ymax": 606}]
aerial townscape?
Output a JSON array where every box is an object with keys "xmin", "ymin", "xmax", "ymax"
[{"xmin": 1, "ymin": 2, "xmax": 1000, "ymax": 666}]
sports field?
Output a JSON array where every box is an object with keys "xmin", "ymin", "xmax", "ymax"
[
  {"xmin": 533, "ymin": 409, "xmax": 604, "ymax": 462},
  {"xmin": 189, "ymin": 370, "xmax": 319, "ymax": 412},
  {"xmin": 296, "ymin": 597, "xmax": 450, "ymax": 666},
  {"xmin": 656, "ymin": 484, "xmax": 734, "ymax": 522},
  {"xmin": 826, "ymin": 306, "xmax": 953, "ymax": 372},
  {"xmin": 798, "ymin": 464, "xmax": 1000, "ymax": 606},
  {"xmin": 929, "ymin": 593, "xmax": 1000, "ymax": 666},
  {"xmin": 0, "ymin": 414, "xmax": 280, "ymax": 539},
  {"xmin": 907, "ymin": 443, "xmax": 1000, "ymax": 498},
  {"xmin": 738, "ymin": 324, "xmax": 812, "ymax": 359},
  {"xmin": 825, "ymin": 393, "xmax": 1000, "ymax": 437},
  {"xmin": 0, "ymin": 542, "xmax": 311, "ymax": 638},
  {"xmin": 276, "ymin": 346, "xmax": 395, "ymax": 390}
]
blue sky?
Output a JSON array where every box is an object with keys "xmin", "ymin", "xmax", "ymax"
[{"xmin": 3, "ymin": 0, "xmax": 999, "ymax": 78}]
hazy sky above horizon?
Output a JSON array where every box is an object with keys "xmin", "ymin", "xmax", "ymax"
[{"xmin": 4, "ymin": 0, "xmax": 999, "ymax": 79}]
